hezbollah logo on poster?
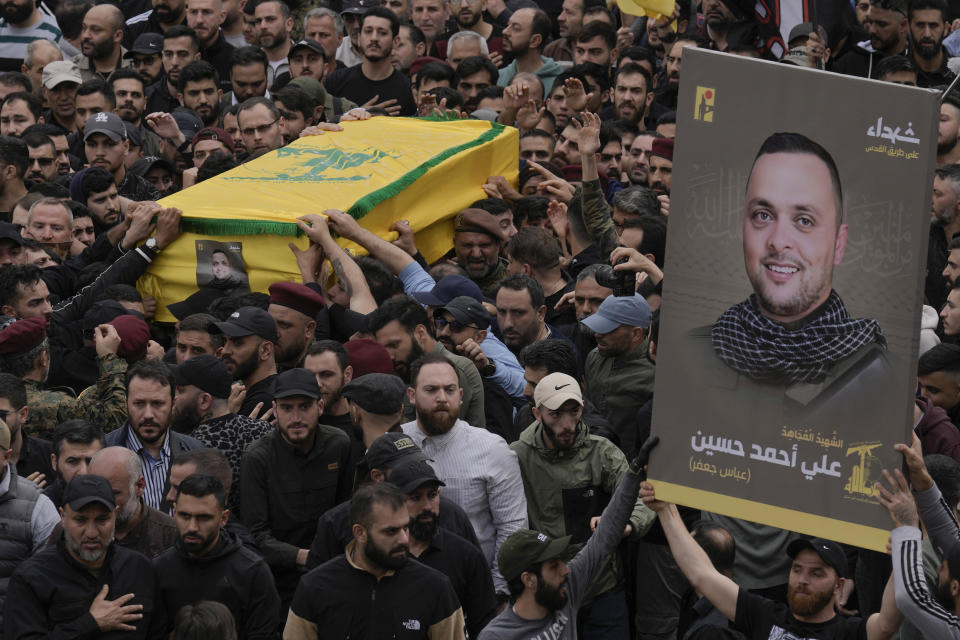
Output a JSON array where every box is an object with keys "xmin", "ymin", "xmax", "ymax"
[{"xmin": 138, "ymin": 117, "xmax": 518, "ymax": 322}]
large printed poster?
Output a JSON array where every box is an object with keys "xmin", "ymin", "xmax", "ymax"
[{"xmin": 649, "ymin": 49, "xmax": 937, "ymax": 551}]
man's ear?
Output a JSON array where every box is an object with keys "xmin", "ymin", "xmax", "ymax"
[
  {"xmin": 343, "ymin": 364, "xmax": 353, "ymax": 385},
  {"xmin": 531, "ymin": 405, "xmax": 541, "ymax": 422},
  {"xmin": 536, "ymin": 304, "xmax": 546, "ymax": 321}
]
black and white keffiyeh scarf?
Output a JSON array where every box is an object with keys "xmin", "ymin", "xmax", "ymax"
[{"xmin": 711, "ymin": 291, "xmax": 886, "ymax": 385}]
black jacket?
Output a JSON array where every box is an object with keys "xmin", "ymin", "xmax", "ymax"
[
  {"xmin": 153, "ymin": 530, "xmax": 280, "ymax": 640},
  {"xmin": 4, "ymin": 540, "xmax": 163, "ymax": 640}
]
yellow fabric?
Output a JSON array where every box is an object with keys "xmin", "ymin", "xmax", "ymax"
[
  {"xmin": 138, "ymin": 117, "xmax": 518, "ymax": 322},
  {"xmin": 617, "ymin": 0, "xmax": 675, "ymax": 18}
]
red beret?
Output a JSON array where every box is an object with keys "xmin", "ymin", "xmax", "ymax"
[
  {"xmin": 108, "ymin": 315, "xmax": 150, "ymax": 362},
  {"xmin": 269, "ymin": 282, "xmax": 325, "ymax": 319},
  {"xmin": 409, "ymin": 56, "xmax": 449, "ymax": 76},
  {"xmin": 651, "ymin": 137, "xmax": 674, "ymax": 161},
  {"xmin": 454, "ymin": 208, "xmax": 507, "ymax": 243},
  {"xmin": 344, "ymin": 338, "xmax": 394, "ymax": 377},
  {"xmin": 0, "ymin": 316, "xmax": 46, "ymax": 355},
  {"xmin": 560, "ymin": 165, "xmax": 582, "ymax": 182},
  {"xmin": 192, "ymin": 127, "xmax": 235, "ymax": 154}
]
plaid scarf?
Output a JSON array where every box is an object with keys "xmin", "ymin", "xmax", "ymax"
[{"xmin": 711, "ymin": 291, "xmax": 886, "ymax": 385}]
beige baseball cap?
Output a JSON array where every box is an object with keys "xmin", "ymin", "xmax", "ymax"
[{"xmin": 533, "ymin": 372, "xmax": 583, "ymax": 410}]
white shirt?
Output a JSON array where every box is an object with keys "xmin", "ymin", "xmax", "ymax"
[{"xmin": 402, "ymin": 418, "xmax": 527, "ymax": 593}]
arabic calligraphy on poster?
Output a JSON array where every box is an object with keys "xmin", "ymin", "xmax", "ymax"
[{"xmin": 864, "ymin": 116, "xmax": 921, "ymax": 160}]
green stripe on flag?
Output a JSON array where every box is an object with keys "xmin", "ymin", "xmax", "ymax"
[{"xmin": 180, "ymin": 218, "xmax": 303, "ymax": 236}]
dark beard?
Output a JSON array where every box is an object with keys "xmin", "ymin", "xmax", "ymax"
[
  {"xmin": 534, "ymin": 577, "xmax": 568, "ymax": 611},
  {"xmin": 229, "ymin": 349, "xmax": 260, "ymax": 381},
  {"xmin": 1, "ymin": 1, "xmax": 33, "ymax": 24},
  {"xmin": 153, "ymin": 2, "xmax": 183, "ymax": 23},
  {"xmin": 180, "ymin": 529, "xmax": 217, "ymax": 553},
  {"xmin": 199, "ymin": 102, "xmax": 221, "ymax": 126},
  {"xmin": 394, "ymin": 339, "xmax": 424, "ymax": 383},
  {"xmin": 786, "ymin": 583, "xmax": 834, "ymax": 617},
  {"xmin": 940, "ymin": 136, "xmax": 958, "ymax": 155},
  {"xmin": 936, "ymin": 579, "xmax": 956, "ymax": 611},
  {"xmin": 408, "ymin": 511, "xmax": 439, "ymax": 542},
  {"xmin": 416, "ymin": 406, "xmax": 457, "ymax": 435},
  {"xmin": 915, "ymin": 38, "xmax": 940, "ymax": 60},
  {"xmin": 364, "ymin": 536, "xmax": 408, "ymax": 570},
  {"xmin": 170, "ymin": 401, "xmax": 201, "ymax": 434}
]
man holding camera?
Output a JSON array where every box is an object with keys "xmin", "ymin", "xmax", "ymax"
[{"xmin": 581, "ymin": 293, "xmax": 654, "ymax": 456}]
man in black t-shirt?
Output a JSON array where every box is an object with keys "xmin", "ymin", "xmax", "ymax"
[
  {"xmin": 640, "ymin": 483, "xmax": 903, "ymax": 640},
  {"xmin": 324, "ymin": 7, "xmax": 416, "ymax": 116}
]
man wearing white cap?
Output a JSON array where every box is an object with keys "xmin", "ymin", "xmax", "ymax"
[
  {"xmin": 581, "ymin": 293, "xmax": 654, "ymax": 456},
  {"xmin": 509, "ymin": 372, "xmax": 654, "ymax": 637},
  {"xmin": 41, "ymin": 61, "xmax": 82, "ymax": 133}
]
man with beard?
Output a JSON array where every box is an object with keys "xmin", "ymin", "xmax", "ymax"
[
  {"xmin": 543, "ymin": 0, "xmax": 581, "ymax": 62},
  {"xmin": 187, "ymin": 0, "xmax": 235, "ymax": 92},
  {"xmin": 43, "ymin": 419, "xmax": 105, "ymax": 507},
  {"xmin": 0, "ymin": 0, "xmax": 62, "ymax": 73},
  {"xmin": 177, "ymin": 60, "xmax": 222, "ymax": 125},
  {"xmin": 41, "ymin": 61, "xmax": 82, "ymax": 133},
  {"xmin": 928, "ymin": 164, "xmax": 960, "ymax": 311},
  {"xmin": 640, "ymin": 480, "xmax": 902, "ymax": 640},
  {"xmin": 612, "ymin": 63, "xmax": 653, "ymax": 128},
  {"xmin": 84, "ymin": 111, "xmax": 161, "ymax": 201},
  {"xmin": 287, "ymin": 481, "xmax": 466, "ymax": 640},
  {"xmin": 654, "ymin": 34, "xmax": 698, "ymax": 111},
  {"xmin": 88, "ymin": 446, "xmax": 178, "ymax": 558},
  {"xmin": 74, "ymin": 4, "xmax": 131, "ymax": 83},
  {"xmin": 430, "ymin": 0, "xmax": 503, "ymax": 61},
  {"xmin": 450, "ymin": 208, "xmax": 508, "ymax": 297},
  {"xmin": 214, "ymin": 305, "xmax": 279, "ymax": 416},
  {"xmin": 495, "ymin": 274, "xmax": 573, "ymax": 356},
  {"xmin": 368, "ymin": 295, "xmax": 485, "ymax": 429},
  {"xmin": 109, "ymin": 68, "xmax": 162, "ymax": 157},
  {"xmin": 401, "ymin": 352, "xmax": 526, "ymax": 600},
  {"xmin": 479, "ymin": 440, "xmax": 649, "ymax": 640},
  {"xmin": 411, "ymin": 0, "xmax": 447, "ymax": 55},
  {"xmin": 236, "ymin": 96, "xmax": 283, "ymax": 158},
  {"xmin": 622, "ymin": 131, "xmax": 655, "ymax": 187},
  {"xmin": 240, "ymin": 367, "xmax": 352, "ymax": 608},
  {"xmin": 908, "ymin": 0, "xmax": 952, "ymax": 87},
  {"xmin": 324, "ymin": 7, "xmax": 416, "ymax": 116},
  {"xmin": 154, "ymin": 473, "xmax": 280, "ymax": 638},
  {"xmin": 80, "ymin": 166, "xmax": 123, "ymax": 233},
  {"xmin": 23, "ymin": 132, "xmax": 57, "ymax": 185},
  {"xmin": 700, "ymin": 0, "xmax": 735, "ymax": 51},
  {"xmin": 834, "ymin": 0, "xmax": 909, "ymax": 79},
  {"xmin": 267, "ymin": 281, "xmax": 324, "ymax": 371},
  {"xmin": 5, "ymin": 475, "xmax": 160, "ymax": 640},
  {"xmin": 124, "ymin": 0, "xmax": 186, "ymax": 51},
  {"xmin": 124, "ymin": 34, "xmax": 165, "ymax": 88},
  {"xmin": 508, "ymin": 373, "xmax": 653, "ymax": 637},
  {"xmin": 648, "ymin": 136, "xmax": 672, "ymax": 197},
  {"xmin": 253, "ymin": 0, "xmax": 291, "ymax": 86},
  {"xmin": 146, "ymin": 26, "xmax": 200, "ymax": 115},
  {"xmin": 497, "ymin": 8, "xmax": 561, "ymax": 95},
  {"xmin": 303, "ymin": 340, "xmax": 355, "ymax": 440},
  {"xmin": 105, "ymin": 359, "xmax": 204, "ymax": 511},
  {"xmin": 169, "ymin": 354, "xmax": 271, "ymax": 512}
]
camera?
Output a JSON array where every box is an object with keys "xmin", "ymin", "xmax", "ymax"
[{"xmin": 594, "ymin": 258, "xmax": 636, "ymax": 297}]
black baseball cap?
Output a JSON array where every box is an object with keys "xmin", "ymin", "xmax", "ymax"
[
  {"xmin": 439, "ymin": 295, "xmax": 491, "ymax": 329},
  {"xmin": 498, "ymin": 529, "xmax": 574, "ymax": 581},
  {"xmin": 172, "ymin": 354, "xmax": 232, "ymax": 399},
  {"xmin": 411, "ymin": 275, "xmax": 484, "ymax": 306},
  {"xmin": 272, "ymin": 368, "xmax": 321, "ymax": 399},
  {"xmin": 342, "ymin": 373, "xmax": 406, "ymax": 415},
  {"xmin": 387, "ymin": 457, "xmax": 445, "ymax": 494},
  {"xmin": 125, "ymin": 33, "xmax": 163, "ymax": 56},
  {"xmin": 0, "ymin": 222, "xmax": 23, "ymax": 246},
  {"xmin": 786, "ymin": 538, "xmax": 849, "ymax": 578},
  {"xmin": 213, "ymin": 306, "xmax": 278, "ymax": 343},
  {"xmin": 361, "ymin": 433, "xmax": 428, "ymax": 470},
  {"xmin": 63, "ymin": 475, "xmax": 116, "ymax": 511},
  {"xmin": 291, "ymin": 38, "xmax": 325, "ymax": 56}
]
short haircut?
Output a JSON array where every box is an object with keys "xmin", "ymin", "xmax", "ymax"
[
  {"xmin": 23, "ymin": 131, "xmax": 54, "ymax": 153},
  {"xmin": 354, "ymin": 255, "xmax": 403, "ymax": 304},
  {"xmin": 506, "ymin": 226, "xmax": 560, "ymax": 271},
  {"xmin": 622, "ymin": 214, "xmax": 667, "ymax": 268},
  {"xmin": 368, "ymin": 295, "xmax": 432, "ymax": 338},
  {"xmin": 272, "ymin": 85, "xmax": 318, "ymax": 119},
  {"xmin": 0, "ymin": 336, "xmax": 46, "ymax": 377},
  {"xmin": 52, "ymin": 419, "xmax": 105, "ymax": 457},
  {"xmin": 401, "ymin": 23, "xmax": 426, "ymax": 48},
  {"xmin": 56, "ymin": 0, "xmax": 93, "ymax": 41},
  {"xmin": 876, "ymin": 54, "xmax": 916, "ymax": 79},
  {"xmin": 751, "ymin": 132, "xmax": 844, "ymax": 227},
  {"xmin": 613, "ymin": 62, "xmax": 652, "ymax": 92},
  {"xmin": 258, "ymin": 0, "xmax": 291, "ymax": 18},
  {"xmin": 409, "ymin": 351, "xmax": 458, "ymax": 387},
  {"xmin": 306, "ymin": 339, "xmax": 349, "ymax": 370},
  {"xmin": 80, "ymin": 166, "xmax": 116, "ymax": 203},
  {"xmin": 22, "ymin": 123, "xmax": 67, "ymax": 139},
  {"xmin": 24, "ymin": 41, "xmax": 60, "ymax": 72},
  {"xmin": 471, "ymin": 197, "xmax": 512, "ymax": 216},
  {"xmin": 197, "ymin": 151, "xmax": 238, "ymax": 182},
  {"xmin": 76, "ymin": 78, "xmax": 116, "ymax": 109},
  {"xmin": 691, "ymin": 521, "xmax": 736, "ymax": 577},
  {"xmin": 414, "ymin": 61, "xmax": 454, "ymax": 89},
  {"xmin": 0, "ymin": 372, "xmax": 26, "ymax": 409},
  {"xmin": 607, "ymin": 118, "xmax": 639, "ymax": 140},
  {"xmin": 29, "ymin": 182, "xmax": 69, "ymax": 198},
  {"xmin": 612, "ymin": 185, "xmax": 659, "ymax": 216},
  {"xmin": 177, "ymin": 313, "xmax": 225, "ymax": 349},
  {"xmin": 927, "ymin": 453, "xmax": 960, "ymax": 512},
  {"xmin": 126, "ymin": 358, "xmax": 175, "ymax": 399},
  {"xmin": 3, "ymin": 92, "xmax": 42, "ymax": 120},
  {"xmin": 426, "ymin": 86, "xmax": 462, "ymax": 109},
  {"xmin": 447, "ymin": 30, "xmax": 488, "ymax": 56},
  {"xmin": 576, "ymin": 20, "xmax": 615, "ymax": 48},
  {"xmin": 454, "ymin": 56, "xmax": 498, "ymax": 87},
  {"xmin": 28, "ymin": 197, "xmax": 72, "ymax": 226},
  {"xmin": 172, "ymin": 448, "xmax": 233, "ymax": 491},
  {"xmin": 918, "ymin": 342, "xmax": 960, "ymax": 375},
  {"xmin": 177, "ymin": 473, "xmax": 227, "ymax": 508},
  {"xmin": 349, "ymin": 481, "xmax": 406, "ymax": 530},
  {"xmin": 237, "ymin": 96, "xmax": 279, "ymax": 126},
  {"xmin": 552, "ymin": 69, "xmax": 588, "ymax": 97},
  {"xmin": 620, "ymin": 45, "xmax": 657, "ymax": 69},
  {"xmin": 171, "ymin": 601, "xmax": 237, "ymax": 640},
  {"xmin": 164, "ymin": 25, "xmax": 201, "ymax": 52},
  {"xmin": 108, "ymin": 68, "xmax": 145, "ymax": 90},
  {"xmin": 908, "ymin": 0, "xmax": 947, "ymax": 21},
  {"xmin": 517, "ymin": 338, "xmax": 578, "ymax": 378},
  {"xmin": 362, "ymin": 6, "xmax": 400, "ymax": 36},
  {"xmin": 497, "ymin": 273, "xmax": 545, "ymax": 309},
  {"xmin": 936, "ymin": 163, "xmax": 960, "ymax": 196},
  {"xmin": 529, "ymin": 8, "xmax": 551, "ymax": 48},
  {"xmin": 178, "ymin": 60, "xmax": 220, "ymax": 93},
  {"xmin": 100, "ymin": 284, "xmax": 141, "ymax": 303},
  {"xmin": 231, "ymin": 45, "xmax": 268, "ymax": 72},
  {"xmin": 582, "ymin": 4, "xmax": 614, "ymax": 23},
  {"xmin": 513, "ymin": 195, "xmax": 549, "ymax": 226},
  {"xmin": 656, "ymin": 110, "xmax": 676, "ymax": 127},
  {"xmin": 0, "ymin": 135, "xmax": 28, "ymax": 177},
  {"xmin": 0, "ymin": 264, "xmax": 42, "ymax": 309},
  {"xmin": 570, "ymin": 61, "xmax": 610, "ymax": 93},
  {"xmin": 304, "ymin": 7, "xmax": 343, "ymax": 34}
]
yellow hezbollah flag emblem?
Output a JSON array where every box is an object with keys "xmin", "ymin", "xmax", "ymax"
[
  {"xmin": 138, "ymin": 117, "xmax": 518, "ymax": 322},
  {"xmin": 694, "ymin": 86, "xmax": 715, "ymax": 122}
]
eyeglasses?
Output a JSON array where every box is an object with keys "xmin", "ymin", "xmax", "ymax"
[
  {"xmin": 30, "ymin": 158, "xmax": 54, "ymax": 166},
  {"xmin": 433, "ymin": 316, "xmax": 478, "ymax": 331},
  {"xmin": 240, "ymin": 118, "xmax": 279, "ymax": 138}
]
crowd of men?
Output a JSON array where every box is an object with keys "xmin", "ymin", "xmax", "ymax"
[{"xmin": 0, "ymin": 0, "xmax": 956, "ymax": 638}]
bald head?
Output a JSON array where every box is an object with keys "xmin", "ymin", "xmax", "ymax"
[
  {"xmin": 90, "ymin": 446, "xmax": 142, "ymax": 486},
  {"xmin": 86, "ymin": 4, "xmax": 125, "ymax": 30}
]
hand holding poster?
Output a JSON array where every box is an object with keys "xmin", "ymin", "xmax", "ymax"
[{"xmin": 649, "ymin": 50, "xmax": 937, "ymax": 551}]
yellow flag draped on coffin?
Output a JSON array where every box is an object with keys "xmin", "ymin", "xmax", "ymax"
[{"xmin": 138, "ymin": 117, "xmax": 518, "ymax": 322}]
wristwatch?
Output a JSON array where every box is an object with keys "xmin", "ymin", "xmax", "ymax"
[
  {"xmin": 480, "ymin": 361, "xmax": 496, "ymax": 377},
  {"xmin": 145, "ymin": 237, "xmax": 159, "ymax": 252}
]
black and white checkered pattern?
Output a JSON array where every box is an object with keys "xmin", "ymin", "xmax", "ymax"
[{"xmin": 711, "ymin": 291, "xmax": 886, "ymax": 385}]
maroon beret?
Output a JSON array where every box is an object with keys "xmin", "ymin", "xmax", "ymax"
[
  {"xmin": 269, "ymin": 282, "xmax": 325, "ymax": 319},
  {"xmin": 192, "ymin": 127, "xmax": 236, "ymax": 153},
  {"xmin": 344, "ymin": 338, "xmax": 394, "ymax": 377},
  {"xmin": 409, "ymin": 56, "xmax": 449, "ymax": 76},
  {"xmin": 108, "ymin": 315, "xmax": 150, "ymax": 362},
  {"xmin": 454, "ymin": 208, "xmax": 507, "ymax": 243},
  {"xmin": 651, "ymin": 137, "xmax": 674, "ymax": 161},
  {"xmin": 0, "ymin": 316, "xmax": 46, "ymax": 355}
]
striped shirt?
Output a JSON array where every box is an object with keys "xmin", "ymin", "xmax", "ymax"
[
  {"xmin": 123, "ymin": 427, "xmax": 172, "ymax": 512},
  {"xmin": 401, "ymin": 418, "xmax": 527, "ymax": 594},
  {"xmin": 0, "ymin": 6, "xmax": 62, "ymax": 72}
]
